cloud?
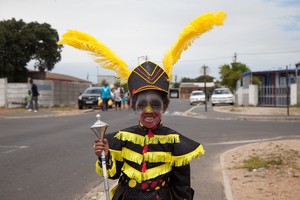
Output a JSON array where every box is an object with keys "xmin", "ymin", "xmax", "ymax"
[{"xmin": 1, "ymin": 0, "xmax": 300, "ymax": 82}]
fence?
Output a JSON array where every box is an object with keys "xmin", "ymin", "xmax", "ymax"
[{"xmin": 258, "ymin": 85, "xmax": 290, "ymax": 107}]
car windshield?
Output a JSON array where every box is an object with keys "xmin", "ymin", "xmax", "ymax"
[
  {"xmin": 213, "ymin": 89, "xmax": 231, "ymax": 95},
  {"xmin": 84, "ymin": 88, "xmax": 101, "ymax": 94},
  {"xmin": 191, "ymin": 92, "xmax": 204, "ymax": 96}
]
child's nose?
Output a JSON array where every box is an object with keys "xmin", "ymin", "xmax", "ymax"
[{"xmin": 144, "ymin": 104, "xmax": 153, "ymax": 113}]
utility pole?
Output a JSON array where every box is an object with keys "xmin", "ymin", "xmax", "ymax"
[
  {"xmin": 233, "ymin": 52, "xmax": 237, "ymax": 62},
  {"xmin": 286, "ymin": 65, "xmax": 290, "ymax": 116},
  {"xmin": 201, "ymin": 65, "xmax": 208, "ymax": 112}
]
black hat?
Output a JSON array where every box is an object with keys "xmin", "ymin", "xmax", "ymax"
[{"xmin": 128, "ymin": 61, "xmax": 169, "ymax": 97}]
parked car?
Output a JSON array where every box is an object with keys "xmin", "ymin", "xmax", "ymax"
[
  {"xmin": 78, "ymin": 87, "xmax": 102, "ymax": 109},
  {"xmin": 211, "ymin": 87, "xmax": 234, "ymax": 106},
  {"xmin": 189, "ymin": 90, "xmax": 206, "ymax": 105}
]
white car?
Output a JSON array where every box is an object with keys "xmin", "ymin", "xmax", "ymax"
[
  {"xmin": 211, "ymin": 88, "xmax": 234, "ymax": 106},
  {"xmin": 189, "ymin": 90, "xmax": 206, "ymax": 105}
]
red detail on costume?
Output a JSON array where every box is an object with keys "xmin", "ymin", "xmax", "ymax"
[
  {"xmin": 136, "ymin": 66, "xmax": 162, "ymax": 82},
  {"xmin": 141, "ymin": 162, "xmax": 147, "ymax": 172},
  {"xmin": 151, "ymin": 181, "xmax": 158, "ymax": 188},
  {"xmin": 132, "ymin": 89, "xmax": 136, "ymax": 95},
  {"xmin": 148, "ymin": 129, "xmax": 154, "ymax": 138},
  {"xmin": 159, "ymin": 179, "xmax": 163, "ymax": 183},
  {"xmin": 141, "ymin": 182, "xmax": 148, "ymax": 189},
  {"xmin": 142, "ymin": 145, "xmax": 148, "ymax": 154}
]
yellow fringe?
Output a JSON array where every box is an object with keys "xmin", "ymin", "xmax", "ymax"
[
  {"xmin": 122, "ymin": 162, "xmax": 172, "ymax": 183},
  {"xmin": 115, "ymin": 131, "xmax": 180, "ymax": 146},
  {"xmin": 95, "ymin": 159, "xmax": 117, "ymax": 177},
  {"xmin": 121, "ymin": 147, "xmax": 173, "ymax": 164},
  {"xmin": 122, "ymin": 147, "xmax": 144, "ymax": 164},
  {"xmin": 57, "ymin": 30, "xmax": 131, "ymax": 83},
  {"xmin": 172, "ymin": 144, "xmax": 205, "ymax": 167},
  {"xmin": 162, "ymin": 11, "xmax": 227, "ymax": 81},
  {"xmin": 144, "ymin": 151, "xmax": 173, "ymax": 163},
  {"xmin": 110, "ymin": 149, "xmax": 123, "ymax": 162}
]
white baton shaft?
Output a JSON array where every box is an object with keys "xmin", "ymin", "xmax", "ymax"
[{"xmin": 101, "ymin": 150, "xmax": 110, "ymax": 200}]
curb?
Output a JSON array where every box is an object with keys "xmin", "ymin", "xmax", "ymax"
[{"xmin": 80, "ymin": 180, "xmax": 118, "ymax": 200}]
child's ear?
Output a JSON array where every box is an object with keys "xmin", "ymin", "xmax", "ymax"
[{"xmin": 163, "ymin": 103, "xmax": 169, "ymax": 113}]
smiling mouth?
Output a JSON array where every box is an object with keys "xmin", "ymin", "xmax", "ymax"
[{"xmin": 144, "ymin": 116, "xmax": 154, "ymax": 122}]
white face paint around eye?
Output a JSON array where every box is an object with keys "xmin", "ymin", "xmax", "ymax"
[
  {"xmin": 135, "ymin": 92, "xmax": 163, "ymax": 113},
  {"xmin": 135, "ymin": 91, "xmax": 164, "ymax": 128}
]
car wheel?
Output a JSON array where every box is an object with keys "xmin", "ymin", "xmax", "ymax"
[
  {"xmin": 212, "ymin": 103, "xmax": 215, "ymax": 106},
  {"xmin": 78, "ymin": 104, "xmax": 83, "ymax": 109}
]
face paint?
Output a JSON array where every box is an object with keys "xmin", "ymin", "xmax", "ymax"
[{"xmin": 135, "ymin": 91, "xmax": 164, "ymax": 128}]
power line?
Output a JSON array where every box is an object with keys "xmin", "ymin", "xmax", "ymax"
[
  {"xmin": 238, "ymin": 50, "xmax": 300, "ymax": 56},
  {"xmin": 154, "ymin": 49, "xmax": 300, "ymax": 64},
  {"xmin": 177, "ymin": 56, "xmax": 232, "ymax": 62}
]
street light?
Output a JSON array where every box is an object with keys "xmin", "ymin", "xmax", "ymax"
[{"xmin": 137, "ymin": 55, "xmax": 149, "ymax": 64}]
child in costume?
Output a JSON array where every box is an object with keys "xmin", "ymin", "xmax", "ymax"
[
  {"xmin": 95, "ymin": 61, "xmax": 205, "ymax": 199},
  {"xmin": 58, "ymin": 11, "xmax": 226, "ymax": 200}
]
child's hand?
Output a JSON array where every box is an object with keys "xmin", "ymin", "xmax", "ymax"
[{"xmin": 94, "ymin": 139, "xmax": 109, "ymax": 158}]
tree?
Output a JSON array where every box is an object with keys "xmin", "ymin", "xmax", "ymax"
[
  {"xmin": 219, "ymin": 62, "xmax": 250, "ymax": 91},
  {"xmin": 0, "ymin": 18, "xmax": 62, "ymax": 82},
  {"xmin": 181, "ymin": 75, "xmax": 215, "ymax": 83}
]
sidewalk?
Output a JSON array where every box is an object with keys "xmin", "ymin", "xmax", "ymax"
[{"xmin": 186, "ymin": 105, "xmax": 300, "ymax": 122}]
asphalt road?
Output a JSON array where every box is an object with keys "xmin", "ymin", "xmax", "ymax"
[{"xmin": 1, "ymin": 99, "xmax": 300, "ymax": 200}]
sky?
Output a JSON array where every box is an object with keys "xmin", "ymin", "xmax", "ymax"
[{"xmin": 1, "ymin": 0, "xmax": 300, "ymax": 83}]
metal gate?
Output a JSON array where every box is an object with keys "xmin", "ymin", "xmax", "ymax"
[{"xmin": 258, "ymin": 85, "xmax": 290, "ymax": 107}]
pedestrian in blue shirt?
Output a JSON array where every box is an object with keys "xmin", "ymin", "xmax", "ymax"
[{"xmin": 101, "ymin": 82, "xmax": 111, "ymax": 111}]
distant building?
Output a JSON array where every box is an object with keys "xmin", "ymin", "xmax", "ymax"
[{"xmin": 179, "ymin": 82, "xmax": 215, "ymax": 99}]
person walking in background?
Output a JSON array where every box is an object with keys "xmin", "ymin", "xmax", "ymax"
[
  {"xmin": 25, "ymin": 90, "xmax": 32, "ymax": 110},
  {"xmin": 122, "ymin": 92, "xmax": 129, "ymax": 109},
  {"xmin": 101, "ymin": 82, "xmax": 111, "ymax": 111},
  {"xmin": 29, "ymin": 79, "xmax": 39, "ymax": 112},
  {"xmin": 112, "ymin": 83, "xmax": 122, "ymax": 111}
]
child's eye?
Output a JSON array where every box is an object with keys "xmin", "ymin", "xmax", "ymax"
[{"xmin": 137, "ymin": 103, "xmax": 147, "ymax": 110}]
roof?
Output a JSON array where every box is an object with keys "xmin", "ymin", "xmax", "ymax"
[
  {"xmin": 45, "ymin": 72, "xmax": 91, "ymax": 83},
  {"xmin": 242, "ymin": 68, "xmax": 298, "ymax": 77},
  {"xmin": 180, "ymin": 82, "xmax": 215, "ymax": 88}
]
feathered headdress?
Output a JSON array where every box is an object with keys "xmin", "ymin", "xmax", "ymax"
[{"xmin": 57, "ymin": 11, "xmax": 227, "ymax": 96}]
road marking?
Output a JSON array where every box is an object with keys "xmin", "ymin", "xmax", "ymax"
[
  {"xmin": 0, "ymin": 145, "xmax": 29, "ymax": 154},
  {"xmin": 207, "ymin": 136, "xmax": 300, "ymax": 145}
]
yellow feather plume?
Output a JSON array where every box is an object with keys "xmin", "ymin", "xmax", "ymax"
[
  {"xmin": 162, "ymin": 11, "xmax": 227, "ymax": 81},
  {"xmin": 57, "ymin": 30, "xmax": 131, "ymax": 82}
]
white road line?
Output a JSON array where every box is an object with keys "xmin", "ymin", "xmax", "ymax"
[
  {"xmin": 208, "ymin": 136, "xmax": 300, "ymax": 145},
  {"xmin": 0, "ymin": 145, "xmax": 29, "ymax": 154}
]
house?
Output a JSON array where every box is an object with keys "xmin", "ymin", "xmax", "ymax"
[{"xmin": 236, "ymin": 67, "xmax": 300, "ymax": 107}]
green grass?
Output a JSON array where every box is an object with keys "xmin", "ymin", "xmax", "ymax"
[{"xmin": 239, "ymin": 156, "xmax": 283, "ymax": 171}]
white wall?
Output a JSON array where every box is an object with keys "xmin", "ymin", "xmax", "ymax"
[
  {"xmin": 0, "ymin": 78, "xmax": 7, "ymax": 107},
  {"xmin": 290, "ymin": 84, "xmax": 297, "ymax": 105},
  {"xmin": 0, "ymin": 78, "xmax": 90, "ymax": 108},
  {"xmin": 249, "ymin": 85, "xmax": 258, "ymax": 106}
]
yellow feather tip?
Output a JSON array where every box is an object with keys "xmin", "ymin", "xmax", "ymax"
[
  {"xmin": 58, "ymin": 30, "xmax": 131, "ymax": 82},
  {"xmin": 163, "ymin": 11, "xmax": 227, "ymax": 81}
]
